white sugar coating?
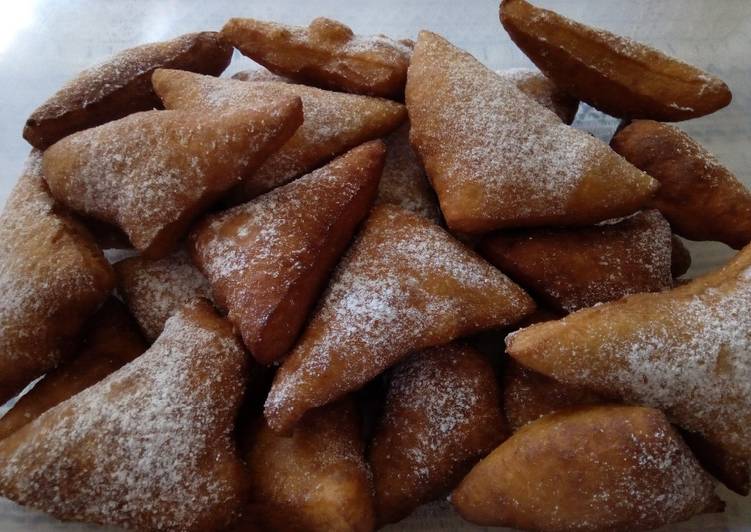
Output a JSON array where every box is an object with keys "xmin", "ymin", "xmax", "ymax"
[
  {"xmin": 116, "ymin": 249, "xmax": 211, "ymax": 341},
  {"xmin": 0, "ymin": 302, "xmax": 246, "ymax": 530}
]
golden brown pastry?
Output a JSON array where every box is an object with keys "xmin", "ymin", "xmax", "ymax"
[
  {"xmin": 681, "ymin": 431, "xmax": 749, "ymax": 497},
  {"xmin": 0, "ymin": 300, "xmax": 248, "ymax": 531},
  {"xmin": 115, "ymin": 248, "xmax": 212, "ymax": 341},
  {"xmin": 507, "ymin": 241, "xmax": 751, "ymax": 459},
  {"xmin": 0, "ymin": 152, "xmax": 114, "ymax": 405},
  {"xmin": 152, "ymin": 69, "xmax": 406, "ymax": 201},
  {"xmin": 499, "ymin": 0, "xmax": 731, "ymax": 121},
  {"xmin": 369, "ymin": 343, "xmax": 506, "ymax": 525},
  {"xmin": 221, "ymin": 17, "xmax": 411, "ymax": 99},
  {"xmin": 42, "ymin": 100, "xmax": 303, "ymax": 258},
  {"xmin": 480, "ymin": 210, "xmax": 674, "ymax": 313},
  {"xmin": 0, "ymin": 298, "xmax": 146, "ymax": 440},
  {"xmin": 406, "ymin": 31, "xmax": 657, "ymax": 234},
  {"xmin": 236, "ymin": 399, "xmax": 374, "ymax": 532},
  {"xmin": 231, "ymin": 69, "xmax": 292, "ymax": 83},
  {"xmin": 23, "ymin": 32, "xmax": 232, "ymax": 149},
  {"xmin": 452, "ymin": 405, "xmax": 722, "ymax": 531},
  {"xmin": 612, "ymin": 120, "xmax": 751, "ymax": 249},
  {"xmin": 498, "ymin": 68, "xmax": 578, "ymax": 123},
  {"xmin": 265, "ymin": 204, "xmax": 534, "ymax": 433},
  {"xmin": 190, "ymin": 141, "xmax": 385, "ymax": 364}
]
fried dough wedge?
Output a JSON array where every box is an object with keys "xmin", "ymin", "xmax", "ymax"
[
  {"xmin": 499, "ymin": 0, "xmax": 731, "ymax": 121},
  {"xmin": 499, "ymin": 68, "xmax": 578, "ymax": 123},
  {"xmin": 0, "ymin": 300, "xmax": 248, "ymax": 531},
  {"xmin": 265, "ymin": 205, "xmax": 534, "ymax": 433},
  {"xmin": 153, "ymin": 69, "xmax": 406, "ymax": 201},
  {"xmin": 480, "ymin": 210, "xmax": 674, "ymax": 313},
  {"xmin": 234, "ymin": 399, "xmax": 374, "ymax": 532},
  {"xmin": 0, "ymin": 298, "xmax": 146, "ymax": 440},
  {"xmin": 42, "ymin": 100, "xmax": 303, "ymax": 258},
  {"xmin": 115, "ymin": 249, "xmax": 211, "ymax": 341},
  {"xmin": 0, "ymin": 152, "xmax": 114, "ymax": 405},
  {"xmin": 370, "ymin": 343, "xmax": 506, "ymax": 526},
  {"xmin": 612, "ymin": 120, "xmax": 751, "ymax": 249},
  {"xmin": 190, "ymin": 141, "xmax": 385, "ymax": 364},
  {"xmin": 406, "ymin": 31, "xmax": 657, "ymax": 234},
  {"xmin": 507, "ymin": 241, "xmax": 751, "ymax": 459},
  {"xmin": 451, "ymin": 405, "xmax": 721, "ymax": 531},
  {"xmin": 221, "ymin": 17, "xmax": 411, "ymax": 99},
  {"xmin": 23, "ymin": 32, "xmax": 232, "ymax": 149}
]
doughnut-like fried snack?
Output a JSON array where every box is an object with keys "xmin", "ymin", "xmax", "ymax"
[
  {"xmin": 370, "ymin": 343, "xmax": 506, "ymax": 525},
  {"xmin": 506, "ymin": 241, "xmax": 751, "ymax": 458},
  {"xmin": 23, "ymin": 32, "xmax": 232, "ymax": 149},
  {"xmin": 480, "ymin": 210, "xmax": 674, "ymax": 313},
  {"xmin": 42, "ymin": 100, "xmax": 303, "ymax": 258},
  {"xmin": 152, "ymin": 69, "xmax": 406, "ymax": 200},
  {"xmin": 115, "ymin": 249, "xmax": 211, "ymax": 341},
  {"xmin": 499, "ymin": 68, "xmax": 578, "ymax": 123},
  {"xmin": 190, "ymin": 141, "xmax": 385, "ymax": 364},
  {"xmin": 612, "ymin": 120, "xmax": 751, "ymax": 249},
  {"xmin": 499, "ymin": 0, "xmax": 731, "ymax": 121},
  {"xmin": 0, "ymin": 298, "xmax": 146, "ymax": 440},
  {"xmin": 231, "ymin": 69, "xmax": 291, "ymax": 83},
  {"xmin": 265, "ymin": 205, "xmax": 534, "ymax": 433},
  {"xmin": 221, "ymin": 17, "xmax": 411, "ymax": 99},
  {"xmin": 406, "ymin": 31, "xmax": 657, "ymax": 234},
  {"xmin": 451, "ymin": 405, "xmax": 721, "ymax": 531},
  {"xmin": 0, "ymin": 300, "xmax": 248, "ymax": 531},
  {"xmin": 375, "ymin": 123, "xmax": 441, "ymax": 222},
  {"xmin": 0, "ymin": 152, "xmax": 114, "ymax": 405},
  {"xmin": 236, "ymin": 399, "xmax": 374, "ymax": 532},
  {"xmin": 681, "ymin": 431, "xmax": 750, "ymax": 496}
]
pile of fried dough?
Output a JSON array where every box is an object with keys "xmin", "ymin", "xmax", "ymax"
[{"xmin": 1, "ymin": 0, "xmax": 749, "ymax": 531}]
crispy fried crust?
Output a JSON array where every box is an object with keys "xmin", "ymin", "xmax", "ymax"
[
  {"xmin": 23, "ymin": 32, "xmax": 232, "ymax": 149},
  {"xmin": 612, "ymin": 120, "xmax": 751, "ymax": 249},
  {"xmin": 499, "ymin": 0, "xmax": 731, "ymax": 121},
  {"xmin": 452, "ymin": 405, "xmax": 722, "ymax": 531}
]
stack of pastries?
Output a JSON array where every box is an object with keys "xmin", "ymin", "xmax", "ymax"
[{"xmin": 0, "ymin": 1, "xmax": 748, "ymax": 531}]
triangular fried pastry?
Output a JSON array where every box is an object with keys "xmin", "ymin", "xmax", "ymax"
[
  {"xmin": 24, "ymin": 32, "xmax": 232, "ymax": 149},
  {"xmin": 369, "ymin": 343, "xmax": 506, "ymax": 526},
  {"xmin": 265, "ymin": 204, "xmax": 534, "ymax": 433},
  {"xmin": 221, "ymin": 17, "xmax": 411, "ymax": 99},
  {"xmin": 0, "ymin": 152, "xmax": 114, "ymax": 405},
  {"xmin": 42, "ymin": 99, "xmax": 303, "ymax": 258},
  {"xmin": 499, "ymin": 68, "xmax": 578, "ymax": 124},
  {"xmin": 451, "ymin": 405, "xmax": 722, "ymax": 531},
  {"xmin": 152, "ymin": 69, "xmax": 406, "ymax": 201},
  {"xmin": 0, "ymin": 300, "xmax": 248, "ymax": 531},
  {"xmin": 506, "ymin": 242, "xmax": 751, "ymax": 458},
  {"xmin": 190, "ymin": 141, "xmax": 385, "ymax": 364},
  {"xmin": 480, "ymin": 210, "xmax": 674, "ymax": 313},
  {"xmin": 234, "ymin": 399, "xmax": 374, "ymax": 532},
  {"xmin": 612, "ymin": 120, "xmax": 751, "ymax": 249},
  {"xmin": 0, "ymin": 298, "xmax": 146, "ymax": 440},
  {"xmin": 500, "ymin": 0, "xmax": 731, "ymax": 121},
  {"xmin": 115, "ymin": 248, "xmax": 212, "ymax": 341},
  {"xmin": 406, "ymin": 31, "xmax": 657, "ymax": 234}
]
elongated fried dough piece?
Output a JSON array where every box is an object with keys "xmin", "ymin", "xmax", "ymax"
[
  {"xmin": 265, "ymin": 205, "xmax": 534, "ymax": 433},
  {"xmin": 499, "ymin": 68, "xmax": 578, "ymax": 123},
  {"xmin": 452, "ymin": 406, "xmax": 721, "ymax": 531},
  {"xmin": 612, "ymin": 120, "xmax": 751, "ymax": 249},
  {"xmin": 221, "ymin": 17, "xmax": 411, "ymax": 99},
  {"xmin": 115, "ymin": 249, "xmax": 211, "ymax": 341},
  {"xmin": 235, "ymin": 399, "xmax": 374, "ymax": 532},
  {"xmin": 0, "ymin": 298, "xmax": 146, "ymax": 440},
  {"xmin": 153, "ymin": 69, "xmax": 405, "ymax": 201},
  {"xmin": 406, "ymin": 31, "xmax": 657, "ymax": 234},
  {"xmin": 23, "ymin": 32, "xmax": 232, "ymax": 149},
  {"xmin": 370, "ymin": 343, "xmax": 506, "ymax": 526},
  {"xmin": 0, "ymin": 152, "xmax": 114, "ymax": 405},
  {"xmin": 500, "ymin": 0, "xmax": 731, "ymax": 121},
  {"xmin": 480, "ymin": 210, "xmax": 674, "ymax": 313},
  {"xmin": 42, "ymin": 100, "xmax": 303, "ymax": 258},
  {"xmin": 507, "ymin": 241, "xmax": 751, "ymax": 459},
  {"xmin": 190, "ymin": 141, "xmax": 385, "ymax": 364},
  {"xmin": 0, "ymin": 300, "xmax": 248, "ymax": 531}
]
